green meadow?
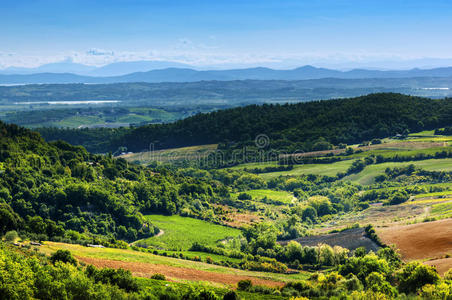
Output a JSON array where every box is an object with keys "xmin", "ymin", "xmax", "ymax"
[
  {"xmin": 258, "ymin": 159, "xmax": 356, "ymax": 179},
  {"xmin": 343, "ymin": 158, "xmax": 452, "ymax": 185},
  {"xmin": 138, "ymin": 215, "xmax": 242, "ymax": 250},
  {"xmin": 235, "ymin": 189, "xmax": 296, "ymax": 205}
]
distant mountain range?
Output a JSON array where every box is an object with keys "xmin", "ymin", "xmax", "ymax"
[
  {"xmin": 0, "ymin": 60, "xmax": 192, "ymax": 76},
  {"xmin": 2, "ymin": 64, "xmax": 452, "ymax": 84}
]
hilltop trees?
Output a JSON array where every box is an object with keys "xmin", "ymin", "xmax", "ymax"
[
  {"xmin": 38, "ymin": 94, "xmax": 452, "ymax": 155},
  {"xmin": 0, "ymin": 121, "xmax": 230, "ymax": 244}
]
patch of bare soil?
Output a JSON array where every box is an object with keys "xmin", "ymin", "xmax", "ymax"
[
  {"xmin": 214, "ymin": 204, "xmax": 264, "ymax": 228},
  {"xmin": 425, "ymin": 258, "xmax": 452, "ymax": 276},
  {"xmin": 76, "ymin": 256, "xmax": 284, "ymax": 288},
  {"xmin": 377, "ymin": 218, "xmax": 452, "ymax": 261}
]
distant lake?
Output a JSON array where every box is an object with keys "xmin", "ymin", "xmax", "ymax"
[{"xmin": 14, "ymin": 100, "xmax": 121, "ymax": 105}]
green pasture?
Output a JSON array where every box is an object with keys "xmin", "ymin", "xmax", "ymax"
[
  {"xmin": 235, "ymin": 189, "xmax": 296, "ymax": 205},
  {"xmin": 138, "ymin": 215, "xmax": 242, "ymax": 250},
  {"xmin": 343, "ymin": 158, "xmax": 452, "ymax": 185}
]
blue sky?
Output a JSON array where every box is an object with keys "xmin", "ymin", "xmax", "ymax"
[{"xmin": 1, "ymin": 0, "xmax": 452, "ymax": 68}]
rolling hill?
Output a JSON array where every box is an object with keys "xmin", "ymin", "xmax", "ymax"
[{"xmin": 38, "ymin": 93, "xmax": 452, "ymax": 153}]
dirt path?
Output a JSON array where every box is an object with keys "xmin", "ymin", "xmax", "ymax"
[{"xmin": 77, "ymin": 256, "xmax": 285, "ymax": 288}]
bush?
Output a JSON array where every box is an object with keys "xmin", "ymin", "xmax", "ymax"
[
  {"xmin": 223, "ymin": 290, "xmax": 239, "ymax": 300},
  {"xmin": 85, "ymin": 265, "xmax": 139, "ymax": 292},
  {"xmin": 50, "ymin": 250, "xmax": 77, "ymax": 265},
  {"xmin": 444, "ymin": 268, "xmax": 452, "ymax": 280},
  {"xmin": 397, "ymin": 262, "xmax": 440, "ymax": 294},
  {"xmin": 151, "ymin": 273, "xmax": 166, "ymax": 280},
  {"xmin": 238, "ymin": 193, "xmax": 252, "ymax": 200},
  {"xmin": 237, "ymin": 279, "xmax": 252, "ymax": 291},
  {"xmin": 4, "ymin": 230, "xmax": 18, "ymax": 242},
  {"xmin": 365, "ymin": 225, "xmax": 385, "ymax": 247}
]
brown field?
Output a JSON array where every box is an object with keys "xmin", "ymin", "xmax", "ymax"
[
  {"xmin": 39, "ymin": 242, "xmax": 301, "ymax": 287},
  {"xmin": 213, "ymin": 204, "xmax": 264, "ymax": 228},
  {"xmin": 77, "ymin": 256, "xmax": 284, "ymax": 287},
  {"xmin": 377, "ymin": 218, "xmax": 452, "ymax": 274},
  {"xmin": 378, "ymin": 218, "xmax": 452, "ymax": 260},
  {"xmin": 425, "ymin": 258, "xmax": 452, "ymax": 276}
]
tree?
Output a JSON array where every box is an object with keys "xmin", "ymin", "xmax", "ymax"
[
  {"xmin": 237, "ymin": 193, "xmax": 252, "ymax": 200},
  {"xmin": 365, "ymin": 272, "xmax": 397, "ymax": 297},
  {"xmin": 223, "ymin": 291, "xmax": 239, "ymax": 300},
  {"xmin": 237, "ymin": 279, "xmax": 252, "ymax": 291},
  {"xmin": 339, "ymin": 253, "xmax": 391, "ymax": 282},
  {"xmin": 4, "ymin": 230, "xmax": 18, "ymax": 242},
  {"xmin": 50, "ymin": 250, "xmax": 77, "ymax": 266},
  {"xmin": 397, "ymin": 262, "xmax": 440, "ymax": 295},
  {"xmin": 0, "ymin": 203, "xmax": 21, "ymax": 234},
  {"xmin": 301, "ymin": 206, "xmax": 317, "ymax": 222}
]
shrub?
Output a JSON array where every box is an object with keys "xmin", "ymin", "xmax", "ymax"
[
  {"xmin": 151, "ymin": 273, "xmax": 166, "ymax": 280},
  {"xmin": 238, "ymin": 193, "xmax": 252, "ymax": 200},
  {"xmin": 197, "ymin": 290, "xmax": 220, "ymax": 300},
  {"xmin": 237, "ymin": 279, "xmax": 252, "ymax": 291},
  {"xmin": 223, "ymin": 290, "xmax": 239, "ymax": 300},
  {"xmin": 85, "ymin": 265, "xmax": 139, "ymax": 292},
  {"xmin": 397, "ymin": 262, "xmax": 440, "ymax": 294},
  {"xmin": 50, "ymin": 250, "xmax": 77, "ymax": 265},
  {"xmin": 4, "ymin": 230, "xmax": 18, "ymax": 242},
  {"xmin": 444, "ymin": 268, "xmax": 452, "ymax": 280}
]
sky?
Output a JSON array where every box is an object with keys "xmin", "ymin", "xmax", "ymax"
[{"xmin": 1, "ymin": 0, "xmax": 452, "ymax": 69}]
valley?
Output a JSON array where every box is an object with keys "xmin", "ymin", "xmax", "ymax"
[{"xmin": 3, "ymin": 93, "xmax": 452, "ymax": 299}]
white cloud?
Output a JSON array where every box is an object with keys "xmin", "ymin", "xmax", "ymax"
[
  {"xmin": 1, "ymin": 47, "xmax": 452, "ymax": 70},
  {"xmin": 86, "ymin": 48, "xmax": 115, "ymax": 56}
]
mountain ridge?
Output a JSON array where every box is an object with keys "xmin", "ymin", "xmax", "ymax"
[{"xmin": 2, "ymin": 65, "xmax": 452, "ymax": 84}]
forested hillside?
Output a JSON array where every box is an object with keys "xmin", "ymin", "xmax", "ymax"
[
  {"xmin": 39, "ymin": 93, "xmax": 452, "ymax": 153},
  {"xmin": 0, "ymin": 122, "xmax": 227, "ymax": 245}
]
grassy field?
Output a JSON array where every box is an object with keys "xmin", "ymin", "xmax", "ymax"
[
  {"xmin": 258, "ymin": 159, "xmax": 356, "ymax": 179},
  {"xmin": 431, "ymin": 201, "xmax": 452, "ymax": 218},
  {"xmin": 235, "ymin": 189, "xmax": 296, "ymax": 205},
  {"xmin": 121, "ymin": 144, "xmax": 218, "ymax": 164},
  {"xmin": 138, "ymin": 215, "xmax": 242, "ymax": 250},
  {"xmin": 342, "ymin": 158, "xmax": 452, "ymax": 185}
]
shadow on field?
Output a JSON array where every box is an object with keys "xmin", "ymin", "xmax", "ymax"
[{"xmin": 279, "ymin": 227, "xmax": 380, "ymax": 252}]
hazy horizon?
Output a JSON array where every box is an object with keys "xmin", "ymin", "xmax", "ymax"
[{"xmin": 1, "ymin": 0, "xmax": 452, "ymax": 71}]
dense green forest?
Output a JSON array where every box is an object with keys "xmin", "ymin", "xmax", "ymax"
[
  {"xmin": 0, "ymin": 121, "xmax": 229, "ymax": 244},
  {"xmin": 38, "ymin": 93, "xmax": 452, "ymax": 154}
]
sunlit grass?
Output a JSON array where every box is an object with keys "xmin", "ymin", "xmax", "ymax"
[{"xmin": 138, "ymin": 215, "xmax": 241, "ymax": 250}]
